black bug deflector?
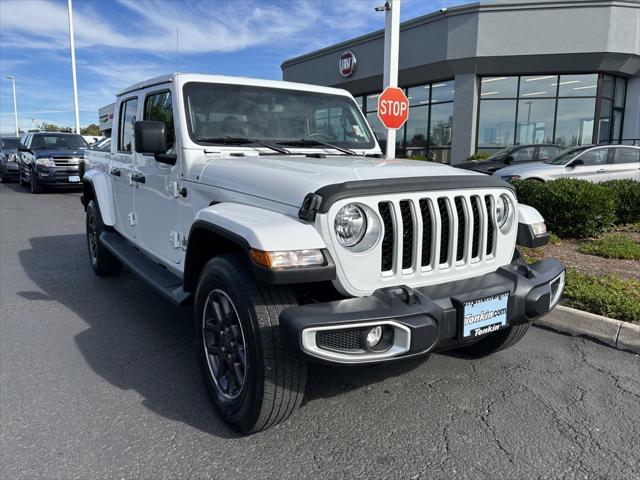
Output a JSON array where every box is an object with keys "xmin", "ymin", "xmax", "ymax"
[{"xmin": 279, "ymin": 257, "xmax": 565, "ymax": 365}]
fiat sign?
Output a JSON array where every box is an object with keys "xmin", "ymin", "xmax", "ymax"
[
  {"xmin": 339, "ymin": 51, "xmax": 357, "ymax": 77},
  {"xmin": 377, "ymin": 87, "xmax": 409, "ymax": 129}
]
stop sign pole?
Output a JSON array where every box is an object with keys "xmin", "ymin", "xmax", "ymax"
[{"xmin": 382, "ymin": 0, "xmax": 401, "ymax": 159}]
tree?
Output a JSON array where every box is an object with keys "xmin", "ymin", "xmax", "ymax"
[{"xmin": 81, "ymin": 124, "xmax": 101, "ymax": 136}]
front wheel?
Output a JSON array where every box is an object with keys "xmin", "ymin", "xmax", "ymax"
[
  {"xmin": 86, "ymin": 200, "xmax": 122, "ymax": 276},
  {"xmin": 30, "ymin": 169, "xmax": 44, "ymax": 193},
  {"xmin": 195, "ymin": 254, "xmax": 307, "ymax": 434},
  {"xmin": 18, "ymin": 166, "xmax": 28, "ymax": 187}
]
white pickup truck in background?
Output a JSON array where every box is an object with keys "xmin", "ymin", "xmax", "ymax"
[{"xmin": 82, "ymin": 73, "xmax": 564, "ymax": 433}]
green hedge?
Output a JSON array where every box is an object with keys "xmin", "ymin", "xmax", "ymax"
[
  {"xmin": 467, "ymin": 152, "xmax": 491, "ymax": 160},
  {"xmin": 601, "ymin": 179, "xmax": 640, "ymax": 225},
  {"xmin": 513, "ymin": 178, "xmax": 617, "ymax": 238}
]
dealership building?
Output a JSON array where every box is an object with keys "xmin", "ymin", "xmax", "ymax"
[{"xmin": 281, "ymin": 0, "xmax": 640, "ymax": 164}]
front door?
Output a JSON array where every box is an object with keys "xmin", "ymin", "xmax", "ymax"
[
  {"xmin": 567, "ymin": 147, "xmax": 611, "ymax": 183},
  {"xmin": 134, "ymin": 89, "xmax": 182, "ymax": 264},
  {"xmin": 112, "ymin": 97, "xmax": 138, "ymax": 240}
]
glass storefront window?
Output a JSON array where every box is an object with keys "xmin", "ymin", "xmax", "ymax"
[
  {"xmin": 516, "ymin": 99, "xmax": 555, "ymax": 143},
  {"xmin": 480, "ymin": 76, "xmax": 518, "ymax": 98},
  {"xmin": 429, "ymin": 102, "xmax": 453, "ymax": 147},
  {"xmin": 599, "ymin": 98, "xmax": 612, "ymax": 143},
  {"xmin": 354, "ymin": 96, "xmax": 364, "ymax": 111},
  {"xmin": 430, "ymin": 80, "xmax": 455, "ymax": 103},
  {"xmin": 407, "ymin": 85, "xmax": 429, "ymax": 106},
  {"xmin": 477, "ymin": 100, "xmax": 517, "ymax": 147},
  {"xmin": 614, "ymin": 78, "xmax": 626, "ymax": 108},
  {"xmin": 367, "ymin": 92, "xmax": 382, "ymax": 112},
  {"xmin": 557, "ymin": 74, "xmax": 598, "ymax": 97},
  {"xmin": 602, "ymin": 74, "xmax": 615, "ymax": 98},
  {"xmin": 405, "ymin": 105, "xmax": 429, "ymax": 148},
  {"xmin": 554, "ymin": 98, "xmax": 596, "ymax": 146},
  {"xmin": 519, "ymin": 75, "xmax": 557, "ymax": 97}
]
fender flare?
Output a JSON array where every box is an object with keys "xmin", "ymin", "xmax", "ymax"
[
  {"xmin": 82, "ymin": 170, "xmax": 116, "ymax": 226},
  {"xmin": 184, "ymin": 203, "xmax": 333, "ymax": 291}
]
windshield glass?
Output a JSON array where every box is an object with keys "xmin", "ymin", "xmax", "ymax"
[
  {"xmin": 488, "ymin": 148, "xmax": 511, "ymax": 160},
  {"xmin": 183, "ymin": 82, "xmax": 375, "ymax": 150},
  {"xmin": 545, "ymin": 146, "xmax": 591, "ymax": 165},
  {"xmin": 30, "ymin": 134, "xmax": 88, "ymax": 150},
  {"xmin": 2, "ymin": 138, "xmax": 19, "ymax": 149}
]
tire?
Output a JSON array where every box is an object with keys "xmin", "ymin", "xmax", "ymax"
[
  {"xmin": 0, "ymin": 166, "xmax": 6, "ymax": 183},
  {"xmin": 195, "ymin": 254, "xmax": 307, "ymax": 434},
  {"xmin": 86, "ymin": 200, "xmax": 122, "ymax": 276},
  {"xmin": 18, "ymin": 166, "xmax": 28, "ymax": 187},
  {"xmin": 457, "ymin": 323, "xmax": 531, "ymax": 358},
  {"xmin": 30, "ymin": 168, "xmax": 44, "ymax": 194}
]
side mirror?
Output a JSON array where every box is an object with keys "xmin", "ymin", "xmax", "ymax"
[
  {"xmin": 569, "ymin": 158, "xmax": 584, "ymax": 167},
  {"xmin": 503, "ymin": 155, "xmax": 514, "ymax": 164},
  {"xmin": 134, "ymin": 121, "xmax": 167, "ymax": 155},
  {"xmin": 18, "ymin": 145, "xmax": 29, "ymax": 152}
]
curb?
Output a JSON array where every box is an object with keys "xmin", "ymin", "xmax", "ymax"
[{"xmin": 534, "ymin": 305, "xmax": 640, "ymax": 354}]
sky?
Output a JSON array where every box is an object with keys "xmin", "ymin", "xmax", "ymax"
[{"xmin": 0, "ymin": 0, "xmax": 462, "ymax": 134}]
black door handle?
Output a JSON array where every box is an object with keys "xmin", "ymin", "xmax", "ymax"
[
  {"xmin": 110, "ymin": 168, "xmax": 121, "ymax": 177},
  {"xmin": 131, "ymin": 173, "xmax": 145, "ymax": 184}
]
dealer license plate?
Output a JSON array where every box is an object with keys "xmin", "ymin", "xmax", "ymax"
[
  {"xmin": 461, "ymin": 292, "xmax": 509, "ymax": 338},
  {"xmin": 69, "ymin": 175, "xmax": 80, "ymax": 182}
]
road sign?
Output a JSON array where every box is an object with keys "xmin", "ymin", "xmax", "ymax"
[{"xmin": 377, "ymin": 86, "xmax": 409, "ymax": 130}]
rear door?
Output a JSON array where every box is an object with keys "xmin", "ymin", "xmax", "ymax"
[
  {"xmin": 134, "ymin": 88, "xmax": 182, "ymax": 264},
  {"xmin": 111, "ymin": 96, "xmax": 139, "ymax": 239},
  {"xmin": 568, "ymin": 147, "xmax": 611, "ymax": 182},
  {"xmin": 609, "ymin": 147, "xmax": 640, "ymax": 181}
]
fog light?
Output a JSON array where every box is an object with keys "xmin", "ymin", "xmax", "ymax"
[
  {"xmin": 531, "ymin": 222, "xmax": 547, "ymax": 236},
  {"xmin": 365, "ymin": 326, "xmax": 383, "ymax": 348}
]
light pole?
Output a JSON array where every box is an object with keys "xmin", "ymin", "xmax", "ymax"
[
  {"xmin": 5, "ymin": 76, "xmax": 19, "ymax": 136},
  {"xmin": 67, "ymin": 0, "xmax": 80, "ymax": 134}
]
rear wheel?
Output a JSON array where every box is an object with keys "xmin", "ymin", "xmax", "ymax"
[
  {"xmin": 195, "ymin": 254, "xmax": 307, "ymax": 434},
  {"xmin": 86, "ymin": 200, "xmax": 122, "ymax": 276}
]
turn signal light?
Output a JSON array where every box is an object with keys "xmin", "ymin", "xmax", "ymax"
[{"xmin": 249, "ymin": 249, "xmax": 325, "ymax": 269}]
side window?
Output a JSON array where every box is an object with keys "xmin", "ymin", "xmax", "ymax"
[
  {"xmin": 578, "ymin": 148, "xmax": 609, "ymax": 166},
  {"xmin": 512, "ymin": 146, "xmax": 535, "ymax": 161},
  {"xmin": 538, "ymin": 146, "xmax": 560, "ymax": 160},
  {"xmin": 613, "ymin": 148, "xmax": 640, "ymax": 164},
  {"xmin": 144, "ymin": 91, "xmax": 175, "ymax": 152},
  {"xmin": 118, "ymin": 98, "xmax": 138, "ymax": 153}
]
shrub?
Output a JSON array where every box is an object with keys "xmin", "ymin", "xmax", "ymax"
[
  {"xmin": 601, "ymin": 179, "xmax": 640, "ymax": 225},
  {"xmin": 513, "ymin": 178, "xmax": 617, "ymax": 238},
  {"xmin": 563, "ymin": 271, "xmax": 640, "ymax": 323},
  {"xmin": 467, "ymin": 152, "xmax": 491, "ymax": 161},
  {"xmin": 578, "ymin": 233, "xmax": 640, "ymax": 260}
]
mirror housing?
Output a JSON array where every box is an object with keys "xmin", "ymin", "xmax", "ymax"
[
  {"xmin": 503, "ymin": 155, "xmax": 515, "ymax": 165},
  {"xmin": 134, "ymin": 120, "xmax": 167, "ymax": 155},
  {"xmin": 569, "ymin": 158, "xmax": 584, "ymax": 167}
]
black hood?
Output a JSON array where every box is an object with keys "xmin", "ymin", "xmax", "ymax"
[{"xmin": 32, "ymin": 148, "xmax": 85, "ymax": 158}]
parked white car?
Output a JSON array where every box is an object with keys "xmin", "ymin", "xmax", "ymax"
[
  {"xmin": 495, "ymin": 145, "xmax": 640, "ymax": 182},
  {"xmin": 81, "ymin": 73, "xmax": 564, "ymax": 433}
]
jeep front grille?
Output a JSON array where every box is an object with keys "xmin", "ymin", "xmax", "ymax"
[{"xmin": 378, "ymin": 194, "xmax": 496, "ymax": 275}]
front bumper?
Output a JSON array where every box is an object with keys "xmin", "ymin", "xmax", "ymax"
[
  {"xmin": 1, "ymin": 162, "xmax": 19, "ymax": 179},
  {"xmin": 280, "ymin": 258, "xmax": 565, "ymax": 365},
  {"xmin": 35, "ymin": 165, "xmax": 81, "ymax": 186}
]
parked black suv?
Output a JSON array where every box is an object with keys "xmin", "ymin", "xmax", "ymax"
[
  {"xmin": 18, "ymin": 132, "xmax": 88, "ymax": 193},
  {"xmin": 0, "ymin": 136, "xmax": 21, "ymax": 182},
  {"xmin": 456, "ymin": 144, "xmax": 564, "ymax": 174}
]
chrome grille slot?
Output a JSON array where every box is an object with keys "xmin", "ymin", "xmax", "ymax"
[
  {"xmin": 485, "ymin": 195, "xmax": 495, "ymax": 256},
  {"xmin": 437, "ymin": 198, "xmax": 450, "ymax": 265},
  {"xmin": 454, "ymin": 196, "xmax": 466, "ymax": 262},
  {"xmin": 471, "ymin": 196, "xmax": 481, "ymax": 259},
  {"xmin": 399, "ymin": 200, "xmax": 414, "ymax": 270},
  {"xmin": 52, "ymin": 156, "xmax": 79, "ymax": 167},
  {"xmin": 419, "ymin": 199, "xmax": 433, "ymax": 267},
  {"xmin": 379, "ymin": 202, "xmax": 394, "ymax": 272}
]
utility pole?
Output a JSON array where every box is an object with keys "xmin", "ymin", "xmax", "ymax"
[
  {"xmin": 67, "ymin": 0, "xmax": 80, "ymax": 134},
  {"xmin": 4, "ymin": 76, "xmax": 19, "ymax": 136},
  {"xmin": 380, "ymin": 0, "xmax": 401, "ymax": 159}
]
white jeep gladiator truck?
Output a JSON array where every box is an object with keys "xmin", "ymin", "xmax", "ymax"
[{"xmin": 82, "ymin": 73, "xmax": 565, "ymax": 434}]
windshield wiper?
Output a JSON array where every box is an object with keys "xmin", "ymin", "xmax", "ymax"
[
  {"xmin": 276, "ymin": 139, "xmax": 357, "ymax": 156},
  {"xmin": 195, "ymin": 136, "xmax": 290, "ymax": 155}
]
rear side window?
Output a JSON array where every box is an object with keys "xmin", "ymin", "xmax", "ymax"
[
  {"xmin": 613, "ymin": 148, "xmax": 640, "ymax": 164},
  {"xmin": 118, "ymin": 98, "xmax": 138, "ymax": 152},
  {"xmin": 144, "ymin": 91, "xmax": 175, "ymax": 152},
  {"xmin": 512, "ymin": 146, "xmax": 535, "ymax": 161},
  {"xmin": 578, "ymin": 148, "xmax": 609, "ymax": 165},
  {"xmin": 538, "ymin": 146, "xmax": 560, "ymax": 160}
]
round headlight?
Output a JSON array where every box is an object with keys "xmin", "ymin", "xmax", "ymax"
[
  {"xmin": 495, "ymin": 194, "xmax": 510, "ymax": 227},
  {"xmin": 334, "ymin": 203, "xmax": 367, "ymax": 247}
]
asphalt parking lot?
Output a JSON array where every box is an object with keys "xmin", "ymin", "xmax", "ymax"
[{"xmin": 1, "ymin": 181, "xmax": 639, "ymax": 480}]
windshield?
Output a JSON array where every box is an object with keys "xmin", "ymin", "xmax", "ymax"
[
  {"xmin": 183, "ymin": 82, "xmax": 375, "ymax": 150},
  {"xmin": 2, "ymin": 138, "xmax": 19, "ymax": 149},
  {"xmin": 488, "ymin": 148, "xmax": 512, "ymax": 160},
  {"xmin": 545, "ymin": 146, "xmax": 591, "ymax": 165},
  {"xmin": 30, "ymin": 134, "xmax": 88, "ymax": 150}
]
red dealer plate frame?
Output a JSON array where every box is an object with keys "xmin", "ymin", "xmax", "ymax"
[{"xmin": 377, "ymin": 87, "xmax": 410, "ymax": 130}]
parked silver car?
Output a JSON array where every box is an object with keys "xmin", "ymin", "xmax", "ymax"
[{"xmin": 495, "ymin": 145, "xmax": 640, "ymax": 182}]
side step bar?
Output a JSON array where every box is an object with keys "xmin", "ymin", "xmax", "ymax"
[{"xmin": 99, "ymin": 231, "xmax": 191, "ymax": 306}]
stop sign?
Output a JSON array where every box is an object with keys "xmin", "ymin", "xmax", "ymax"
[{"xmin": 377, "ymin": 87, "xmax": 409, "ymax": 129}]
